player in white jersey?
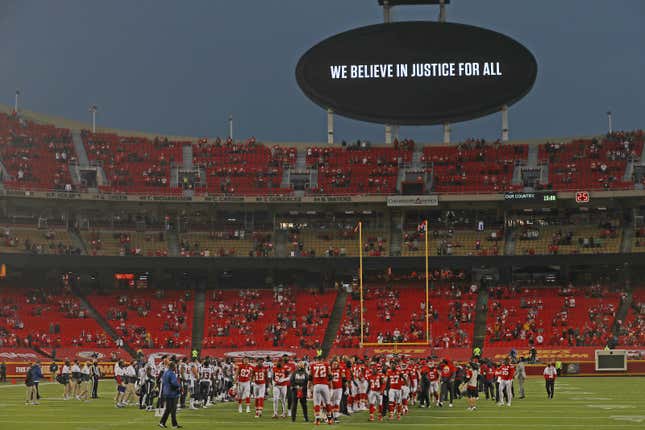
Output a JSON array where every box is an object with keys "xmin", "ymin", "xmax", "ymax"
[
  {"xmin": 199, "ymin": 359, "xmax": 214, "ymax": 407},
  {"xmin": 222, "ymin": 360, "xmax": 234, "ymax": 400},
  {"xmin": 114, "ymin": 360, "xmax": 126, "ymax": 408},
  {"xmin": 179, "ymin": 358, "xmax": 190, "ymax": 409},
  {"xmin": 212, "ymin": 360, "xmax": 224, "ymax": 400},
  {"xmin": 137, "ymin": 363, "xmax": 149, "ymax": 409},
  {"xmin": 188, "ymin": 359, "xmax": 200, "ymax": 409},
  {"xmin": 155, "ymin": 356, "xmax": 169, "ymax": 417}
]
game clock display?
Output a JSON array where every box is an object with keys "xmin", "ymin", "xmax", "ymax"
[{"xmin": 503, "ymin": 191, "xmax": 558, "ymax": 204}]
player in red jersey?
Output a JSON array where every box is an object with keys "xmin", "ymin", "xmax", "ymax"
[
  {"xmin": 465, "ymin": 363, "xmax": 479, "ymax": 411},
  {"xmin": 282, "ymin": 356, "xmax": 296, "ymax": 417},
  {"xmin": 272, "ymin": 361, "xmax": 289, "ymax": 418},
  {"xmin": 427, "ymin": 362, "xmax": 440, "ymax": 406},
  {"xmin": 252, "ymin": 358, "xmax": 268, "ymax": 418},
  {"xmin": 356, "ymin": 361, "xmax": 368, "ymax": 412},
  {"xmin": 407, "ymin": 361, "xmax": 419, "ymax": 406},
  {"xmin": 438, "ymin": 359, "xmax": 455, "ymax": 407},
  {"xmin": 344, "ymin": 359, "xmax": 355, "ymax": 414},
  {"xmin": 236, "ymin": 357, "xmax": 253, "ymax": 413},
  {"xmin": 348, "ymin": 359, "xmax": 364, "ymax": 412},
  {"xmin": 366, "ymin": 366, "xmax": 385, "ymax": 421},
  {"xmin": 418, "ymin": 360, "xmax": 431, "ymax": 408},
  {"xmin": 493, "ymin": 362, "xmax": 502, "ymax": 403},
  {"xmin": 480, "ymin": 361, "xmax": 495, "ymax": 400},
  {"xmin": 386, "ymin": 363, "xmax": 404, "ymax": 420},
  {"xmin": 310, "ymin": 357, "xmax": 332, "ymax": 425},
  {"xmin": 329, "ymin": 360, "xmax": 344, "ymax": 423},
  {"xmin": 498, "ymin": 359, "xmax": 515, "ymax": 406},
  {"xmin": 399, "ymin": 362, "xmax": 411, "ymax": 415}
]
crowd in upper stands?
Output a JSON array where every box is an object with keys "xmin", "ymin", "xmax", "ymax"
[{"xmin": 1, "ymin": 110, "xmax": 644, "ymax": 195}]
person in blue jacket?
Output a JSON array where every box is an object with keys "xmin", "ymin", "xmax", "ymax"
[
  {"xmin": 159, "ymin": 361, "xmax": 182, "ymax": 428},
  {"xmin": 25, "ymin": 361, "xmax": 43, "ymax": 405}
]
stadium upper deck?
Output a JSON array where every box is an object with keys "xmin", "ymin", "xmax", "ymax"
[{"xmin": 1, "ymin": 107, "xmax": 643, "ymax": 198}]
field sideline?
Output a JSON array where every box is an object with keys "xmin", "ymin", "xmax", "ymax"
[{"xmin": 0, "ymin": 377, "xmax": 643, "ymax": 429}]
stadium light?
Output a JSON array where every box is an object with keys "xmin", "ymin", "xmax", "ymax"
[
  {"xmin": 228, "ymin": 114, "xmax": 234, "ymax": 141},
  {"xmin": 89, "ymin": 105, "xmax": 98, "ymax": 133},
  {"xmin": 14, "ymin": 89, "xmax": 20, "ymax": 113},
  {"xmin": 607, "ymin": 110, "xmax": 612, "ymax": 134}
]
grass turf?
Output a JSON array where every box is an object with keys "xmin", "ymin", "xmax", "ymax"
[{"xmin": 0, "ymin": 377, "xmax": 644, "ymax": 429}]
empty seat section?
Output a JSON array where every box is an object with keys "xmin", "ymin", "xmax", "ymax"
[
  {"xmin": 424, "ymin": 142, "xmax": 527, "ymax": 193},
  {"xmin": 81, "ymin": 230, "xmax": 169, "ymax": 256}
]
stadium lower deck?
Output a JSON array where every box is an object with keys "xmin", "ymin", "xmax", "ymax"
[{"xmin": 0, "ymin": 377, "xmax": 643, "ymax": 430}]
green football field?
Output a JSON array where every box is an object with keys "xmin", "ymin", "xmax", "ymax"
[{"xmin": 1, "ymin": 377, "xmax": 643, "ymax": 429}]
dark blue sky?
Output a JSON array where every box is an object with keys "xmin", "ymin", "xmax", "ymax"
[{"xmin": 0, "ymin": 0, "xmax": 643, "ymax": 143}]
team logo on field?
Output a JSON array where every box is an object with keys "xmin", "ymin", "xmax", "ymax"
[
  {"xmin": 0, "ymin": 352, "xmax": 39, "ymax": 360},
  {"xmin": 148, "ymin": 351, "xmax": 186, "ymax": 360},
  {"xmin": 77, "ymin": 351, "xmax": 105, "ymax": 360},
  {"xmin": 224, "ymin": 350, "xmax": 295, "ymax": 359}
]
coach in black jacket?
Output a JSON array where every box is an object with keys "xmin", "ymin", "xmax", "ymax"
[{"xmin": 289, "ymin": 362, "xmax": 309, "ymax": 422}]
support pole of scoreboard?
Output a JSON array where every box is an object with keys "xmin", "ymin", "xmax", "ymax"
[
  {"xmin": 443, "ymin": 123, "xmax": 451, "ymax": 144},
  {"xmin": 438, "ymin": 0, "xmax": 449, "ymax": 142},
  {"xmin": 383, "ymin": 1, "xmax": 393, "ymax": 145},
  {"xmin": 358, "ymin": 221, "xmax": 364, "ymax": 346},
  {"xmin": 385, "ymin": 124, "xmax": 392, "ymax": 145},
  {"xmin": 439, "ymin": 0, "xmax": 447, "ymax": 22},
  {"xmin": 327, "ymin": 108, "xmax": 334, "ymax": 145},
  {"xmin": 501, "ymin": 104, "xmax": 509, "ymax": 142}
]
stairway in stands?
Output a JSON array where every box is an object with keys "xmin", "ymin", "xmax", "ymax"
[
  {"xmin": 321, "ymin": 288, "xmax": 347, "ymax": 357},
  {"xmin": 274, "ymin": 229, "xmax": 288, "ymax": 257},
  {"xmin": 472, "ymin": 284, "xmax": 490, "ymax": 350},
  {"xmin": 504, "ymin": 226, "xmax": 516, "ymax": 255},
  {"xmin": 191, "ymin": 288, "xmax": 206, "ymax": 354},
  {"xmin": 182, "ymin": 145, "xmax": 193, "ymax": 170},
  {"xmin": 71, "ymin": 286, "xmax": 136, "ymax": 358},
  {"xmin": 621, "ymin": 216, "xmax": 634, "ymax": 253},
  {"xmin": 71, "ymin": 130, "xmax": 90, "ymax": 167},
  {"xmin": 527, "ymin": 144, "xmax": 539, "ymax": 168},
  {"xmin": 612, "ymin": 289, "xmax": 632, "ymax": 340},
  {"xmin": 166, "ymin": 229, "xmax": 180, "ymax": 256},
  {"xmin": 69, "ymin": 229, "xmax": 88, "ymax": 255},
  {"xmin": 295, "ymin": 150, "xmax": 307, "ymax": 171}
]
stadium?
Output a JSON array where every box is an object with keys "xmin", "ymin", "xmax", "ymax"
[{"xmin": 0, "ymin": 1, "xmax": 644, "ymax": 429}]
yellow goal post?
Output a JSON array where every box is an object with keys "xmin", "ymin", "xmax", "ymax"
[{"xmin": 357, "ymin": 220, "xmax": 431, "ymax": 349}]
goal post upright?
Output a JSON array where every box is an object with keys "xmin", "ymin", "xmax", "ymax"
[
  {"xmin": 358, "ymin": 219, "xmax": 431, "ymax": 350},
  {"xmin": 424, "ymin": 219, "xmax": 430, "ymax": 344},
  {"xmin": 358, "ymin": 221, "xmax": 364, "ymax": 347}
]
